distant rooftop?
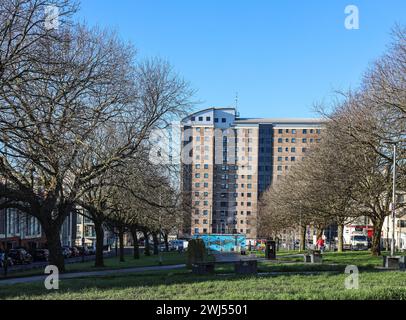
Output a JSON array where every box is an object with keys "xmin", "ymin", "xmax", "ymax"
[
  {"xmin": 182, "ymin": 107, "xmax": 326, "ymax": 125},
  {"xmin": 235, "ymin": 117, "xmax": 325, "ymax": 124}
]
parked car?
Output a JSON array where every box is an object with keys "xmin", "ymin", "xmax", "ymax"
[
  {"xmin": 69, "ymin": 247, "xmax": 80, "ymax": 257},
  {"xmin": 86, "ymin": 246, "xmax": 96, "ymax": 255},
  {"xmin": 0, "ymin": 251, "xmax": 14, "ymax": 268},
  {"xmin": 8, "ymin": 248, "xmax": 33, "ymax": 264},
  {"xmin": 32, "ymin": 249, "xmax": 49, "ymax": 262},
  {"xmin": 75, "ymin": 246, "xmax": 90, "ymax": 256},
  {"xmin": 62, "ymin": 247, "xmax": 72, "ymax": 258}
]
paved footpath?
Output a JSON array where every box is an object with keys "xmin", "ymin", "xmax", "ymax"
[{"xmin": 0, "ymin": 264, "xmax": 186, "ymax": 285}]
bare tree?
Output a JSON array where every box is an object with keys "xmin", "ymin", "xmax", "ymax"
[{"xmin": 0, "ymin": 10, "xmax": 194, "ymax": 271}]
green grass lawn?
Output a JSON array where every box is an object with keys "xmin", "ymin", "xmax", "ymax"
[
  {"xmin": 1, "ymin": 251, "xmax": 404, "ymax": 300},
  {"xmin": 66, "ymin": 252, "xmax": 186, "ymax": 272},
  {"xmin": 1, "ymin": 268, "xmax": 405, "ymax": 300}
]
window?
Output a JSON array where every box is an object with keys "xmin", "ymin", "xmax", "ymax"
[
  {"xmin": 278, "ymin": 147, "xmax": 282, "ymax": 152},
  {"xmin": 316, "ymin": 129, "xmax": 321, "ymax": 134},
  {"xmin": 204, "ymin": 173, "xmax": 209, "ymax": 178},
  {"xmin": 195, "ymin": 201, "xmax": 200, "ymax": 205},
  {"xmin": 203, "ymin": 210, "xmax": 208, "ymax": 215},
  {"xmin": 302, "ymin": 138, "xmax": 307, "ymax": 143},
  {"xmin": 303, "ymin": 129, "xmax": 307, "ymax": 134},
  {"xmin": 247, "ymin": 184, "xmax": 252, "ymax": 189},
  {"xmin": 277, "ymin": 166, "xmax": 282, "ymax": 171},
  {"xmin": 206, "ymin": 117, "xmax": 211, "ymax": 121},
  {"xmin": 291, "ymin": 157, "xmax": 296, "ymax": 161},
  {"xmin": 195, "ymin": 173, "xmax": 200, "ymax": 178},
  {"xmin": 291, "ymin": 147, "xmax": 296, "ymax": 152},
  {"xmin": 302, "ymin": 147, "xmax": 307, "ymax": 152},
  {"xmin": 292, "ymin": 129, "xmax": 296, "ymax": 134},
  {"xmin": 310, "ymin": 129, "xmax": 314, "ymax": 133},
  {"xmin": 195, "ymin": 192, "xmax": 200, "ymax": 197},
  {"xmin": 278, "ymin": 138, "xmax": 282, "ymax": 143},
  {"xmin": 198, "ymin": 116, "xmax": 203, "ymax": 121},
  {"xmin": 204, "ymin": 164, "xmax": 209, "ymax": 169},
  {"xmin": 195, "ymin": 183, "xmax": 200, "ymax": 187},
  {"xmin": 247, "ymin": 211, "xmax": 251, "ymax": 216},
  {"xmin": 247, "ymin": 202, "xmax": 252, "ymax": 207},
  {"xmin": 194, "ymin": 219, "xmax": 199, "ymax": 224},
  {"xmin": 194, "ymin": 228, "xmax": 199, "ymax": 234},
  {"xmin": 285, "ymin": 129, "xmax": 289, "ymax": 133},
  {"xmin": 247, "ymin": 193, "xmax": 252, "ymax": 198},
  {"xmin": 310, "ymin": 138, "xmax": 314, "ymax": 143},
  {"xmin": 196, "ymin": 127, "xmax": 201, "ymax": 132},
  {"xmin": 277, "ymin": 156, "xmax": 282, "ymax": 161},
  {"xmin": 214, "ymin": 118, "xmax": 219, "ymax": 123},
  {"xmin": 291, "ymin": 138, "xmax": 296, "ymax": 143},
  {"xmin": 191, "ymin": 116, "xmax": 195, "ymax": 121},
  {"xmin": 222, "ymin": 118, "xmax": 226, "ymax": 123},
  {"xmin": 203, "ymin": 219, "xmax": 208, "ymax": 224},
  {"xmin": 204, "ymin": 182, "xmax": 208, "ymax": 188}
]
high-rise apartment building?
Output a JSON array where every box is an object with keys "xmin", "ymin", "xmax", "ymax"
[{"xmin": 181, "ymin": 107, "xmax": 324, "ymax": 240}]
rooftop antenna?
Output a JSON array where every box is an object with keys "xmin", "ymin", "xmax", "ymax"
[{"xmin": 235, "ymin": 92, "xmax": 240, "ymax": 117}]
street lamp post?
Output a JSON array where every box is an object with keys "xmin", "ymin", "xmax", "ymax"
[
  {"xmin": 390, "ymin": 143, "xmax": 397, "ymax": 256},
  {"xmin": 3, "ymin": 207, "xmax": 7, "ymax": 277},
  {"xmin": 2, "ymin": 136, "xmax": 9, "ymax": 276},
  {"xmin": 384, "ymin": 140, "xmax": 397, "ymax": 256}
]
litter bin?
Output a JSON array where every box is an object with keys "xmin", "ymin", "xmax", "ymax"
[{"xmin": 265, "ymin": 240, "xmax": 276, "ymax": 260}]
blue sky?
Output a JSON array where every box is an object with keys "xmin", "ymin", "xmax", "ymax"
[{"xmin": 76, "ymin": 0, "xmax": 406, "ymax": 118}]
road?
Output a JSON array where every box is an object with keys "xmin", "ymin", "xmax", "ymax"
[{"xmin": 2, "ymin": 251, "xmax": 115, "ymax": 275}]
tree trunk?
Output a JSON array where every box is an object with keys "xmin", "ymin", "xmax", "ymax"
[
  {"xmin": 130, "ymin": 227, "xmax": 139, "ymax": 259},
  {"xmin": 371, "ymin": 218, "xmax": 384, "ymax": 256},
  {"xmin": 143, "ymin": 230, "xmax": 151, "ymax": 256},
  {"xmin": 43, "ymin": 223, "xmax": 65, "ymax": 272},
  {"xmin": 118, "ymin": 228, "xmax": 125, "ymax": 262},
  {"xmin": 337, "ymin": 224, "xmax": 344, "ymax": 253},
  {"xmin": 94, "ymin": 220, "xmax": 105, "ymax": 267},
  {"xmin": 152, "ymin": 232, "xmax": 159, "ymax": 255},
  {"xmin": 316, "ymin": 227, "xmax": 324, "ymax": 241},
  {"xmin": 162, "ymin": 232, "xmax": 169, "ymax": 252},
  {"xmin": 299, "ymin": 225, "xmax": 306, "ymax": 251}
]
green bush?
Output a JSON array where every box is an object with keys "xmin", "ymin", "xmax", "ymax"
[{"xmin": 186, "ymin": 239, "xmax": 206, "ymax": 268}]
